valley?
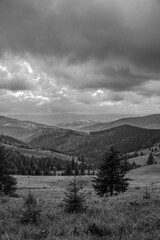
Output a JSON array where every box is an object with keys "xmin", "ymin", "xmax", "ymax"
[{"xmin": 1, "ymin": 114, "xmax": 160, "ymax": 166}]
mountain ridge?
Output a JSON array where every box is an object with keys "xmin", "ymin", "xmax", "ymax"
[
  {"xmin": 29, "ymin": 124, "xmax": 160, "ymax": 163},
  {"xmin": 77, "ymin": 114, "xmax": 160, "ymax": 132}
]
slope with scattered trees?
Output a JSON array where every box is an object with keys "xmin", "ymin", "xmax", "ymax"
[{"xmin": 29, "ymin": 125, "xmax": 160, "ymax": 163}]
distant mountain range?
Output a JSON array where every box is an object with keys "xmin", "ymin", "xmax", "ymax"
[
  {"xmin": 56, "ymin": 114, "xmax": 160, "ymax": 132},
  {"xmin": 8, "ymin": 113, "xmax": 160, "ymax": 134},
  {"xmin": 1, "ymin": 114, "xmax": 160, "ymax": 163},
  {"xmin": 0, "ymin": 115, "xmax": 59, "ymax": 142},
  {"xmin": 7, "ymin": 113, "xmax": 130, "ymax": 125},
  {"xmin": 56, "ymin": 120, "xmax": 98, "ymax": 131}
]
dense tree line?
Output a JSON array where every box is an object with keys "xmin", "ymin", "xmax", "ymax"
[
  {"xmin": 0, "ymin": 145, "xmax": 17, "ymax": 195},
  {"xmin": 0, "ymin": 143, "xmax": 141, "ymax": 178},
  {"xmin": 1, "ymin": 148, "xmax": 95, "ymax": 176},
  {"xmin": 11, "ymin": 151, "xmax": 70, "ymax": 176}
]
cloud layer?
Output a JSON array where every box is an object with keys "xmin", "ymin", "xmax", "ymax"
[{"xmin": 0, "ymin": 0, "xmax": 160, "ymax": 116}]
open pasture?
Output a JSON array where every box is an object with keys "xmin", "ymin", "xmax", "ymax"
[
  {"xmin": 16, "ymin": 164, "xmax": 160, "ymax": 201},
  {"xmin": 1, "ymin": 165, "xmax": 160, "ymax": 239}
]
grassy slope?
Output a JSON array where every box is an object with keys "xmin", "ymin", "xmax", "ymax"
[
  {"xmin": 2, "ymin": 143, "xmax": 75, "ymax": 161},
  {"xmin": 1, "ymin": 165, "xmax": 160, "ymax": 239},
  {"xmin": 128, "ymin": 144, "xmax": 160, "ymax": 166}
]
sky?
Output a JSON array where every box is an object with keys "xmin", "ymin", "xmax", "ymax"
[{"xmin": 0, "ymin": 0, "xmax": 160, "ymax": 117}]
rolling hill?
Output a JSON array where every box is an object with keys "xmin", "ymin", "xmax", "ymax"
[
  {"xmin": 79, "ymin": 114, "xmax": 160, "ymax": 132},
  {"xmin": 29, "ymin": 125, "xmax": 160, "ymax": 162},
  {"xmin": 7, "ymin": 113, "xmax": 129, "ymax": 125},
  {"xmin": 0, "ymin": 115, "xmax": 69, "ymax": 142},
  {"xmin": 1, "ymin": 115, "xmax": 160, "ymax": 165},
  {"xmin": 56, "ymin": 120, "xmax": 98, "ymax": 131},
  {"xmin": 2, "ymin": 143, "xmax": 75, "ymax": 161}
]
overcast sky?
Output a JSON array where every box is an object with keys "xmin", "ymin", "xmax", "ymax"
[{"xmin": 0, "ymin": 0, "xmax": 160, "ymax": 116}]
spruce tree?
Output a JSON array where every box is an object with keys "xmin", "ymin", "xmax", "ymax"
[
  {"xmin": 65, "ymin": 162, "xmax": 72, "ymax": 175},
  {"xmin": 74, "ymin": 166, "xmax": 79, "ymax": 175},
  {"xmin": 63, "ymin": 177, "xmax": 86, "ymax": 213},
  {"xmin": 71, "ymin": 158, "xmax": 75, "ymax": 170},
  {"xmin": 147, "ymin": 152, "xmax": 154, "ymax": 165},
  {"xmin": 0, "ymin": 145, "xmax": 17, "ymax": 195},
  {"xmin": 92, "ymin": 147, "xmax": 129, "ymax": 197}
]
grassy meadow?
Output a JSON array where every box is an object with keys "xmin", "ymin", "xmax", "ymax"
[{"xmin": 1, "ymin": 165, "xmax": 160, "ymax": 239}]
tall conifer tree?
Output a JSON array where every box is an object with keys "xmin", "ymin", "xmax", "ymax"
[{"xmin": 92, "ymin": 147, "xmax": 129, "ymax": 197}]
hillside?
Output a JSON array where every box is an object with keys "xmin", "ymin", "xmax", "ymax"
[
  {"xmin": 79, "ymin": 114, "xmax": 160, "ymax": 132},
  {"xmin": 56, "ymin": 120, "xmax": 98, "ymax": 131},
  {"xmin": 0, "ymin": 115, "xmax": 70, "ymax": 142},
  {"xmin": 0, "ymin": 135, "xmax": 28, "ymax": 148},
  {"xmin": 2, "ymin": 115, "xmax": 160, "ymax": 165},
  {"xmin": 2, "ymin": 143, "xmax": 75, "ymax": 161},
  {"xmin": 8, "ymin": 113, "xmax": 128, "ymax": 125},
  {"xmin": 29, "ymin": 125, "xmax": 160, "ymax": 162}
]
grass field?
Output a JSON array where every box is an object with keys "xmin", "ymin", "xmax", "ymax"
[{"xmin": 1, "ymin": 165, "xmax": 160, "ymax": 239}]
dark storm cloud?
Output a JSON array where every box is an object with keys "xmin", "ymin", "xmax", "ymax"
[
  {"xmin": 53, "ymin": 65, "xmax": 151, "ymax": 92},
  {"xmin": 0, "ymin": 0, "xmax": 160, "ymax": 67},
  {"xmin": 87, "ymin": 68, "xmax": 151, "ymax": 92},
  {"xmin": 0, "ymin": 0, "xmax": 160, "ymax": 96}
]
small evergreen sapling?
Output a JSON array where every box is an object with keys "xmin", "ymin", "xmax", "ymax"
[
  {"xmin": 21, "ymin": 190, "xmax": 42, "ymax": 224},
  {"xmin": 63, "ymin": 177, "xmax": 86, "ymax": 213}
]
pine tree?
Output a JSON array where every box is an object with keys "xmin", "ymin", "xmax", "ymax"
[
  {"xmin": 92, "ymin": 147, "xmax": 129, "ymax": 197},
  {"xmin": 80, "ymin": 163, "xmax": 85, "ymax": 175},
  {"xmin": 74, "ymin": 167, "xmax": 79, "ymax": 176},
  {"xmin": 71, "ymin": 157, "xmax": 75, "ymax": 170},
  {"xmin": 147, "ymin": 152, "xmax": 154, "ymax": 165},
  {"xmin": 122, "ymin": 155, "xmax": 131, "ymax": 172},
  {"xmin": 21, "ymin": 166, "xmax": 28, "ymax": 175},
  {"xmin": 65, "ymin": 162, "xmax": 72, "ymax": 175},
  {"xmin": 63, "ymin": 177, "xmax": 86, "ymax": 213},
  {"xmin": 0, "ymin": 145, "xmax": 17, "ymax": 195}
]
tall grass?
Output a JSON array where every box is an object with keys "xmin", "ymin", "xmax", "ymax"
[{"xmin": 1, "ymin": 187, "xmax": 160, "ymax": 239}]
